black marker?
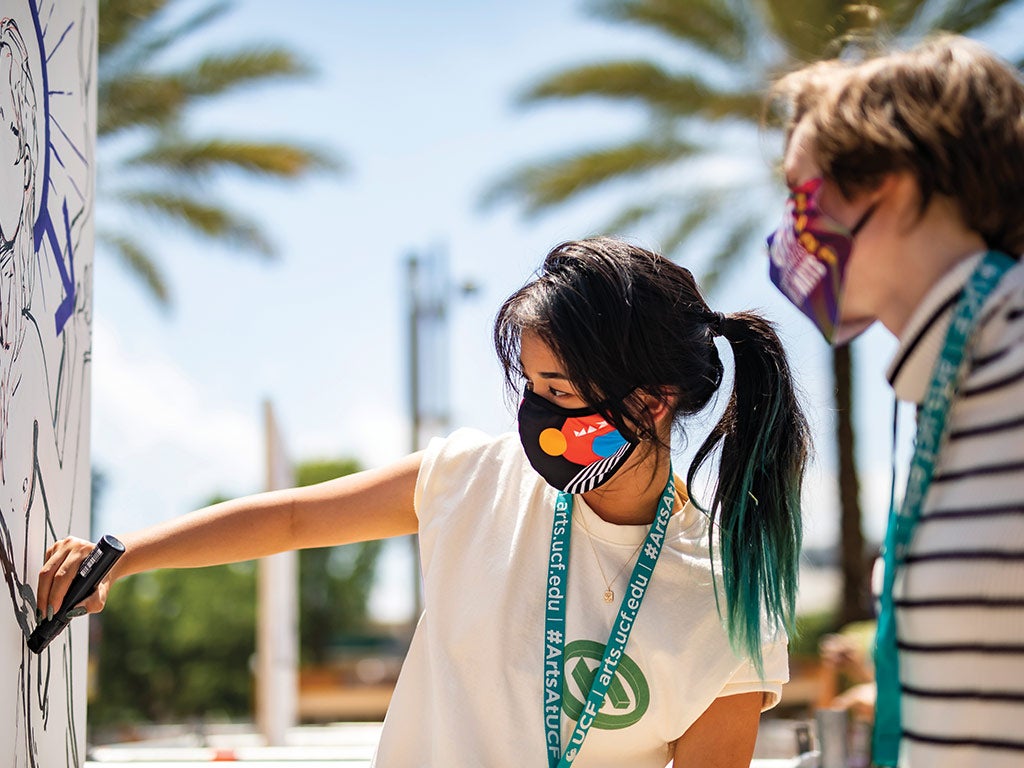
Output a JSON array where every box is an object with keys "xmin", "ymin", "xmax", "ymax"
[{"xmin": 28, "ymin": 535, "xmax": 125, "ymax": 654}]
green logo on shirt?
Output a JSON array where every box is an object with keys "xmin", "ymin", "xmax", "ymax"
[{"xmin": 562, "ymin": 639, "xmax": 650, "ymax": 729}]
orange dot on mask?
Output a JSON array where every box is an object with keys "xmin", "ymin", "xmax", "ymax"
[{"xmin": 539, "ymin": 427, "xmax": 568, "ymax": 456}]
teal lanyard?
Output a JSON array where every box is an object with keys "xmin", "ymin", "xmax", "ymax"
[
  {"xmin": 543, "ymin": 470, "xmax": 676, "ymax": 768},
  {"xmin": 872, "ymin": 252, "xmax": 1016, "ymax": 766}
]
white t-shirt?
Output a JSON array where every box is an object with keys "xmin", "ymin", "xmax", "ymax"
[{"xmin": 372, "ymin": 428, "xmax": 788, "ymax": 768}]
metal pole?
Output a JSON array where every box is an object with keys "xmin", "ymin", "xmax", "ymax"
[
  {"xmin": 256, "ymin": 400, "xmax": 298, "ymax": 745},
  {"xmin": 815, "ymin": 708, "xmax": 849, "ymax": 768},
  {"xmin": 407, "ymin": 255, "xmax": 421, "ymax": 452},
  {"xmin": 403, "ymin": 247, "xmax": 476, "ymax": 625},
  {"xmin": 406, "ymin": 255, "xmax": 423, "ymax": 622}
]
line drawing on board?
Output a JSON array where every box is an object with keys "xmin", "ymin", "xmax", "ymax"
[{"xmin": 1, "ymin": 1, "xmax": 94, "ymax": 766}]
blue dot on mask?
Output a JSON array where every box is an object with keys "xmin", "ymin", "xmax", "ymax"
[{"xmin": 591, "ymin": 430, "xmax": 627, "ymax": 458}]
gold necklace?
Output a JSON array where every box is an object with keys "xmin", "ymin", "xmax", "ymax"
[{"xmin": 577, "ymin": 512, "xmax": 645, "ymax": 604}]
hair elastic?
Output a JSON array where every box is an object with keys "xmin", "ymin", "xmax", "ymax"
[{"xmin": 707, "ymin": 311, "xmax": 726, "ymax": 337}]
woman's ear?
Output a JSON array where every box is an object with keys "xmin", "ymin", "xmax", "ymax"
[{"xmin": 640, "ymin": 388, "xmax": 677, "ymax": 426}]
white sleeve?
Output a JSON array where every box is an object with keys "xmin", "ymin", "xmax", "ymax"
[
  {"xmin": 717, "ymin": 640, "xmax": 790, "ymax": 712},
  {"xmin": 413, "ymin": 428, "xmax": 493, "ymax": 521}
]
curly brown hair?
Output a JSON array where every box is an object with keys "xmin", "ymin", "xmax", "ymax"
[{"xmin": 770, "ymin": 35, "xmax": 1024, "ymax": 255}]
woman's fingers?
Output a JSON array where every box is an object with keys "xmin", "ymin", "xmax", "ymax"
[{"xmin": 36, "ymin": 537, "xmax": 96, "ymax": 618}]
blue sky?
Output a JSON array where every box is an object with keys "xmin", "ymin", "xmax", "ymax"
[{"xmin": 89, "ymin": 1, "xmax": 1023, "ymax": 619}]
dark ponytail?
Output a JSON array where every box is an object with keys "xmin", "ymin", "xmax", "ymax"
[{"xmin": 687, "ymin": 311, "xmax": 809, "ymax": 674}]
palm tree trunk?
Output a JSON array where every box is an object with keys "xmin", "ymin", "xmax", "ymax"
[{"xmin": 833, "ymin": 345, "xmax": 872, "ymax": 625}]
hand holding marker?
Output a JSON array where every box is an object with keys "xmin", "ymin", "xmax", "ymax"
[{"xmin": 28, "ymin": 535, "xmax": 125, "ymax": 654}]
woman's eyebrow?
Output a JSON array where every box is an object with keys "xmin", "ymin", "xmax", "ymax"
[{"xmin": 518, "ymin": 359, "xmax": 569, "ymax": 380}]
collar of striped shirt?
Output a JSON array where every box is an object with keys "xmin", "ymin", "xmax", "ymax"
[{"xmin": 886, "ymin": 253, "xmax": 986, "ymax": 404}]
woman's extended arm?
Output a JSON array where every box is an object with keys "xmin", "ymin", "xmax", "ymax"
[{"xmin": 36, "ymin": 451, "xmax": 423, "ymax": 617}]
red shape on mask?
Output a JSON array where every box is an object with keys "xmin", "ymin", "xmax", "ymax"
[{"xmin": 560, "ymin": 414, "xmax": 616, "ymax": 466}]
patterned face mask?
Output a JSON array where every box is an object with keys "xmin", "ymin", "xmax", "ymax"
[
  {"xmin": 767, "ymin": 177, "xmax": 875, "ymax": 345},
  {"xmin": 517, "ymin": 388, "xmax": 638, "ymax": 494}
]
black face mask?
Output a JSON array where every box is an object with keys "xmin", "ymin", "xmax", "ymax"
[{"xmin": 517, "ymin": 388, "xmax": 639, "ymax": 493}]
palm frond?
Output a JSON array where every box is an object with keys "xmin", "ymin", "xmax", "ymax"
[
  {"xmin": 96, "ymin": 229, "xmax": 171, "ymax": 305},
  {"xmin": 520, "ymin": 61, "xmax": 762, "ymax": 121},
  {"xmin": 98, "ymin": 0, "xmax": 170, "ymax": 53},
  {"xmin": 520, "ymin": 60, "xmax": 680, "ymax": 104},
  {"xmin": 483, "ymin": 138, "xmax": 698, "ymax": 213},
  {"xmin": 178, "ymin": 48, "xmax": 313, "ymax": 98},
  {"xmin": 96, "ymin": 0, "xmax": 342, "ymax": 309},
  {"xmin": 117, "ymin": 191, "xmax": 275, "ymax": 255},
  {"xmin": 601, "ymin": 201, "xmax": 662, "ymax": 233},
  {"xmin": 126, "ymin": 139, "xmax": 340, "ymax": 178},
  {"xmin": 692, "ymin": 89, "xmax": 763, "ymax": 123},
  {"xmin": 589, "ymin": 0, "xmax": 749, "ymax": 63},
  {"xmin": 110, "ymin": 1, "xmax": 232, "ymax": 73},
  {"xmin": 98, "ymin": 74, "xmax": 188, "ymax": 135},
  {"xmin": 100, "ymin": 51, "xmax": 312, "ymax": 136}
]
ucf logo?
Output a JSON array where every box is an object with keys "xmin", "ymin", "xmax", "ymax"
[{"xmin": 561, "ymin": 640, "xmax": 650, "ymax": 729}]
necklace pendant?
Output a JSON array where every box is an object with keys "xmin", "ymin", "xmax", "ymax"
[{"xmin": 603, "ymin": 589, "xmax": 614, "ymax": 604}]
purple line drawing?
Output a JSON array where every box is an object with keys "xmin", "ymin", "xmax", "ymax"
[{"xmin": 1, "ymin": 1, "xmax": 94, "ymax": 767}]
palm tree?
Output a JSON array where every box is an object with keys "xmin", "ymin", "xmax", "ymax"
[
  {"xmin": 98, "ymin": 0, "xmax": 339, "ymax": 306},
  {"xmin": 487, "ymin": 0, "xmax": 1023, "ymax": 626}
]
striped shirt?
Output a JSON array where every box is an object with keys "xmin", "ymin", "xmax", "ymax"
[{"xmin": 887, "ymin": 253, "xmax": 1024, "ymax": 767}]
